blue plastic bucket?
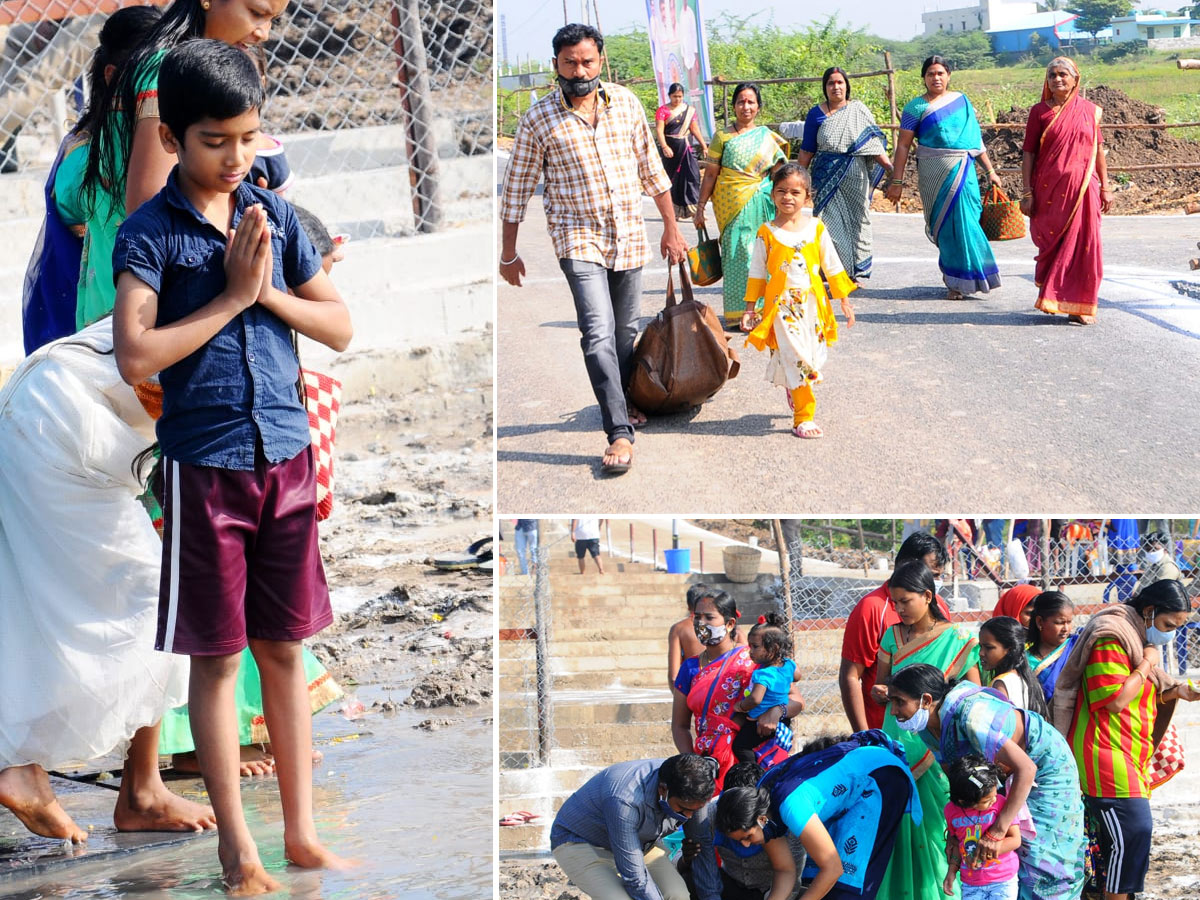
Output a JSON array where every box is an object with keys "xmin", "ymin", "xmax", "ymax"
[{"xmin": 664, "ymin": 548, "xmax": 691, "ymax": 574}]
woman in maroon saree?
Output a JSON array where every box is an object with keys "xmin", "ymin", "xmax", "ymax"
[{"xmin": 1020, "ymin": 57, "xmax": 1111, "ymax": 324}]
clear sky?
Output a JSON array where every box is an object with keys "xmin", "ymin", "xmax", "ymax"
[{"xmin": 496, "ymin": 0, "xmax": 935, "ymax": 66}]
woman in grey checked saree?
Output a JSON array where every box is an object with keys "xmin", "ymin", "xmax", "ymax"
[{"xmin": 796, "ymin": 68, "xmax": 892, "ymax": 283}]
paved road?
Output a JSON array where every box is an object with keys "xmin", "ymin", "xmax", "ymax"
[{"xmin": 498, "ymin": 197, "xmax": 1200, "ymax": 513}]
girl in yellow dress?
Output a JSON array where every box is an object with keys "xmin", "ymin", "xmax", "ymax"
[{"xmin": 742, "ymin": 163, "xmax": 856, "ymax": 438}]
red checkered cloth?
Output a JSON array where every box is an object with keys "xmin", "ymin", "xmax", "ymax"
[
  {"xmin": 301, "ymin": 369, "xmax": 341, "ymax": 521},
  {"xmin": 1150, "ymin": 723, "xmax": 1185, "ymax": 790}
]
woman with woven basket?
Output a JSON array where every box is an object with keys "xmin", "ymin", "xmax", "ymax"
[
  {"xmin": 1050, "ymin": 579, "xmax": 1200, "ymax": 900},
  {"xmin": 1019, "ymin": 57, "xmax": 1110, "ymax": 325},
  {"xmin": 886, "ymin": 56, "xmax": 1002, "ymax": 300}
]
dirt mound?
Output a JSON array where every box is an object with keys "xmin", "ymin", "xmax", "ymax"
[{"xmin": 985, "ymin": 84, "xmax": 1200, "ymax": 214}]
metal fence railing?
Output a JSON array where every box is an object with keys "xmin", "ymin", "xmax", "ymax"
[
  {"xmin": 496, "ymin": 519, "xmax": 1200, "ymax": 761},
  {"xmin": 0, "ymin": 0, "xmax": 492, "ymax": 234},
  {"xmin": 497, "ymin": 522, "xmax": 568, "ymax": 772}
]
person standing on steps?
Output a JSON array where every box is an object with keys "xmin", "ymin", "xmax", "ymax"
[
  {"xmin": 499, "ymin": 23, "xmax": 688, "ymax": 477},
  {"xmin": 571, "ymin": 517, "xmax": 606, "ymax": 574}
]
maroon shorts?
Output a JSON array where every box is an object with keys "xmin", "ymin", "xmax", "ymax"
[{"xmin": 156, "ymin": 446, "xmax": 333, "ymax": 656}]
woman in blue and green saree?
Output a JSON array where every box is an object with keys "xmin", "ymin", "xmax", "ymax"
[{"xmin": 887, "ymin": 55, "xmax": 1003, "ymax": 300}]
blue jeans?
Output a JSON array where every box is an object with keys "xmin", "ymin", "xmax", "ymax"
[
  {"xmin": 961, "ymin": 879, "xmax": 1018, "ymax": 900},
  {"xmin": 558, "ymin": 259, "xmax": 643, "ymax": 445},
  {"xmin": 514, "ymin": 527, "xmax": 536, "ymax": 575}
]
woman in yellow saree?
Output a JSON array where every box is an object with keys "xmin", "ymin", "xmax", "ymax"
[
  {"xmin": 695, "ymin": 82, "xmax": 788, "ymax": 328},
  {"xmin": 871, "ymin": 559, "xmax": 981, "ymax": 900}
]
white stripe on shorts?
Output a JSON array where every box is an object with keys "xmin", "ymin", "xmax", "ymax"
[
  {"xmin": 162, "ymin": 459, "xmax": 182, "ymax": 653},
  {"xmin": 1103, "ymin": 806, "xmax": 1125, "ymax": 894}
]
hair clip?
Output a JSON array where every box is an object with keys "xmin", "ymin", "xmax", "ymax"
[
  {"xmin": 757, "ymin": 615, "xmax": 767, "ymax": 624},
  {"xmin": 968, "ymin": 775, "xmax": 983, "ymax": 788},
  {"xmin": 734, "ymin": 610, "xmax": 741, "ymax": 619}
]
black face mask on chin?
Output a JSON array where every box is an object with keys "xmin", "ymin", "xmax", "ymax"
[{"xmin": 557, "ymin": 73, "xmax": 601, "ymax": 98}]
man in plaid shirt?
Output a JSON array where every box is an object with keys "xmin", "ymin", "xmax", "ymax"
[{"xmin": 499, "ymin": 23, "xmax": 688, "ymax": 475}]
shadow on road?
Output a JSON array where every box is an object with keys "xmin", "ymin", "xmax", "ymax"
[
  {"xmin": 852, "ymin": 310, "xmax": 1062, "ymax": 327},
  {"xmin": 638, "ymin": 411, "xmax": 783, "ymax": 437},
  {"xmin": 496, "ymin": 449, "xmax": 597, "ymax": 469}
]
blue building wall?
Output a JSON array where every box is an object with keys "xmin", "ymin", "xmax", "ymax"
[{"xmin": 991, "ymin": 25, "xmax": 1063, "ymax": 52}]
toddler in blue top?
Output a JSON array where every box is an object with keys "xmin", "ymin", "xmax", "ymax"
[
  {"xmin": 732, "ymin": 613, "xmax": 797, "ymax": 763},
  {"xmin": 112, "ymin": 39, "xmax": 352, "ymax": 896}
]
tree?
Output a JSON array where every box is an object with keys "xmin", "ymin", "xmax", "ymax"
[{"xmin": 1066, "ymin": 0, "xmax": 1134, "ymax": 39}]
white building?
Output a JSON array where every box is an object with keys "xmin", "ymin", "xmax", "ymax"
[
  {"xmin": 922, "ymin": 0, "xmax": 1038, "ymax": 35},
  {"xmin": 1110, "ymin": 12, "xmax": 1200, "ymax": 42}
]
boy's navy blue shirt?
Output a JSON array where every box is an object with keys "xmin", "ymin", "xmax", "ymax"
[{"xmin": 113, "ymin": 168, "xmax": 323, "ymax": 470}]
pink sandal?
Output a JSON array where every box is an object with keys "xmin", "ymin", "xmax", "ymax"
[{"xmin": 792, "ymin": 421, "xmax": 824, "ymax": 439}]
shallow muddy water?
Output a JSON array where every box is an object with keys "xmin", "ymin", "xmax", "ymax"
[{"xmin": 0, "ymin": 685, "xmax": 490, "ymax": 899}]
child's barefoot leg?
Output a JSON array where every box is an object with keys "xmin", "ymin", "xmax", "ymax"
[
  {"xmin": 0, "ymin": 763, "xmax": 88, "ymax": 842},
  {"xmin": 221, "ymin": 858, "xmax": 282, "ymax": 896},
  {"xmin": 190, "ymin": 654, "xmax": 266, "ymax": 888},
  {"xmin": 249, "ymin": 640, "xmax": 355, "ymax": 871},
  {"xmin": 115, "ymin": 724, "xmax": 217, "ymax": 832},
  {"xmin": 249, "ymin": 640, "xmax": 322, "ymax": 855}
]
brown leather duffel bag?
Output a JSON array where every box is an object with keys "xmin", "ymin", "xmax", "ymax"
[{"xmin": 628, "ymin": 262, "xmax": 739, "ymax": 415}]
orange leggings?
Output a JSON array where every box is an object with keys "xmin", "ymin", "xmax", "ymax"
[{"xmin": 790, "ymin": 384, "xmax": 815, "ymax": 427}]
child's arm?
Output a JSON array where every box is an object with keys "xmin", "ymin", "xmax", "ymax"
[
  {"xmin": 814, "ymin": 222, "xmax": 856, "ymax": 325},
  {"xmin": 734, "ymin": 682, "xmax": 767, "ymax": 713},
  {"xmin": 113, "ymin": 206, "xmax": 270, "ymax": 385},
  {"xmin": 943, "ymin": 831, "xmax": 960, "ymax": 895},
  {"xmin": 741, "ymin": 235, "xmax": 768, "ymax": 332},
  {"xmin": 996, "ymin": 822, "xmax": 1022, "ymax": 855}
]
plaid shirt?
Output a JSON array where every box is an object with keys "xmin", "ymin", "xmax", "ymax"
[{"xmin": 500, "ymin": 82, "xmax": 672, "ymax": 271}]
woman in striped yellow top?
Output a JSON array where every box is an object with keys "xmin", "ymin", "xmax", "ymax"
[{"xmin": 1060, "ymin": 581, "xmax": 1200, "ymax": 900}]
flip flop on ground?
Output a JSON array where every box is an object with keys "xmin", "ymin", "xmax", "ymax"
[
  {"xmin": 499, "ymin": 811, "xmax": 541, "ymax": 826},
  {"xmin": 601, "ymin": 438, "xmax": 633, "ymax": 475},
  {"xmin": 793, "ymin": 421, "xmax": 824, "ymax": 439},
  {"xmin": 432, "ymin": 537, "xmax": 493, "ymax": 570}
]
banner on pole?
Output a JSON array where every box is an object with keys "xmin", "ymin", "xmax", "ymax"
[{"xmin": 645, "ymin": 0, "xmax": 715, "ymax": 138}]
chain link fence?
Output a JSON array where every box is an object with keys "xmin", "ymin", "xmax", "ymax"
[
  {"xmin": 497, "ymin": 519, "xmax": 1200, "ymax": 772},
  {"xmin": 0, "ymin": 0, "xmax": 492, "ymax": 235},
  {"xmin": 498, "ymin": 521, "xmax": 569, "ymax": 772}
]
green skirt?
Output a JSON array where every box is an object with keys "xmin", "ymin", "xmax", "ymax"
[{"xmin": 158, "ymin": 646, "xmax": 343, "ymax": 754}]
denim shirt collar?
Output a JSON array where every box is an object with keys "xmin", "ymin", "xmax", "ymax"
[{"xmin": 162, "ymin": 167, "xmax": 266, "ymax": 237}]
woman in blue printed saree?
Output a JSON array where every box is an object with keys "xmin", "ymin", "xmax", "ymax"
[
  {"xmin": 695, "ymin": 82, "xmax": 789, "ymax": 328},
  {"xmin": 887, "ymin": 56, "xmax": 1003, "ymax": 300},
  {"xmin": 795, "ymin": 66, "xmax": 892, "ymax": 283},
  {"xmin": 890, "ymin": 663, "xmax": 1087, "ymax": 900}
]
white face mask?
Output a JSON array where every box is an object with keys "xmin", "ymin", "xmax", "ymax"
[
  {"xmin": 695, "ymin": 621, "xmax": 727, "ymax": 645},
  {"xmin": 1145, "ymin": 550, "xmax": 1165, "ymax": 565},
  {"xmin": 897, "ymin": 706, "xmax": 930, "ymax": 733}
]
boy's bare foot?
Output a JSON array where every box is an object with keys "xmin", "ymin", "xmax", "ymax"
[
  {"xmin": 285, "ymin": 836, "xmax": 355, "ymax": 870},
  {"xmin": 222, "ymin": 860, "xmax": 282, "ymax": 896},
  {"xmin": 172, "ymin": 745, "xmax": 277, "ymax": 777},
  {"xmin": 114, "ymin": 778, "xmax": 217, "ymax": 832},
  {"xmin": 0, "ymin": 764, "xmax": 88, "ymax": 842}
]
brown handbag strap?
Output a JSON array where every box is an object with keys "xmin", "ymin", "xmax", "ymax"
[
  {"xmin": 665, "ymin": 264, "xmax": 678, "ymax": 309},
  {"xmin": 676, "ymin": 261, "xmax": 695, "ymax": 304}
]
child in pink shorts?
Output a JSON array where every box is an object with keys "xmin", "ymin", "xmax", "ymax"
[{"xmin": 943, "ymin": 755, "xmax": 1032, "ymax": 900}]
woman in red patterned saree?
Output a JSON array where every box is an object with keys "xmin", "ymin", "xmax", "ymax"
[
  {"xmin": 670, "ymin": 590, "xmax": 801, "ymax": 792},
  {"xmin": 1020, "ymin": 57, "xmax": 1111, "ymax": 324}
]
